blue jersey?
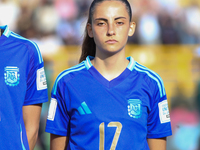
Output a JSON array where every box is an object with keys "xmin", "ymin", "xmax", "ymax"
[
  {"xmin": 46, "ymin": 56, "xmax": 172, "ymax": 150},
  {"xmin": 0, "ymin": 25, "xmax": 48, "ymax": 150}
]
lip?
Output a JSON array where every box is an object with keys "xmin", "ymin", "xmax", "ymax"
[{"xmin": 105, "ymin": 39, "xmax": 118, "ymax": 44}]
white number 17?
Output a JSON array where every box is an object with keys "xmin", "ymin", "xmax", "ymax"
[{"xmin": 99, "ymin": 122, "xmax": 122, "ymax": 150}]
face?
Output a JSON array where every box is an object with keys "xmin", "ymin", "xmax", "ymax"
[{"xmin": 87, "ymin": 1, "xmax": 135, "ymax": 57}]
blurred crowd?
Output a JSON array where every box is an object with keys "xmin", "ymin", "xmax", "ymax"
[{"xmin": 0, "ymin": 0, "xmax": 200, "ymax": 55}]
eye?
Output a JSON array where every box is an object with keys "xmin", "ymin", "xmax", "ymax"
[
  {"xmin": 97, "ymin": 22, "xmax": 106, "ymax": 26},
  {"xmin": 117, "ymin": 22, "xmax": 124, "ymax": 25}
]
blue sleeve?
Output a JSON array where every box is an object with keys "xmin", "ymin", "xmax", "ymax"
[
  {"xmin": 147, "ymin": 79, "xmax": 172, "ymax": 138},
  {"xmin": 45, "ymin": 79, "xmax": 70, "ymax": 136},
  {"xmin": 24, "ymin": 41, "xmax": 48, "ymax": 105}
]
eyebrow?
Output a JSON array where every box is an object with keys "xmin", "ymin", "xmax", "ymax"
[{"xmin": 94, "ymin": 17, "xmax": 127, "ymax": 21}]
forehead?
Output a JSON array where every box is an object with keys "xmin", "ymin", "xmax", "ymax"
[{"xmin": 93, "ymin": 1, "xmax": 129, "ymax": 19}]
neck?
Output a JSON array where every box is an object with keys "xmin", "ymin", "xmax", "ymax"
[
  {"xmin": 0, "ymin": 29, "xmax": 3, "ymax": 36},
  {"xmin": 91, "ymin": 51, "xmax": 129, "ymax": 81}
]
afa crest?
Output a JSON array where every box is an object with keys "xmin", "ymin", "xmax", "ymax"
[
  {"xmin": 128, "ymin": 99, "xmax": 142, "ymax": 119},
  {"xmin": 4, "ymin": 66, "xmax": 20, "ymax": 86}
]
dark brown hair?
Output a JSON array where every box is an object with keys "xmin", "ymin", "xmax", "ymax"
[{"xmin": 79, "ymin": 0, "xmax": 132, "ymax": 62}]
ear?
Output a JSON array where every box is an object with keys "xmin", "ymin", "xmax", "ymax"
[
  {"xmin": 87, "ymin": 23, "xmax": 93, "ymax": 38},
  {"xmin": 128, "ymin": 22, "xmax": 136, "ymax": 36}
]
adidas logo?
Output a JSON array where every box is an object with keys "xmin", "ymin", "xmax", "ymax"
[{"xmin": 77, "ymin": 102, "xmax": 92, "ymax": 115}]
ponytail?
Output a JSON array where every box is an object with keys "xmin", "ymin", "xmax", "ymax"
[{"xmin": 79, "ymin": 24, "xmax": 96, "ymax": 63}]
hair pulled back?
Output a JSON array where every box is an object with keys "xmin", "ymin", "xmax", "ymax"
[{"xmin": 79, "ymin": 0, "xmax": 132, "ymax": 62}]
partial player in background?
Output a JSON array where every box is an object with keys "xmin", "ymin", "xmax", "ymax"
[
  {"xmin": 45, "ymin": 0, "xmax": 172, "ymax": 149},
  {"xmin": 0, "ymin": 25, "xmax": 48, "ymax": 150}
]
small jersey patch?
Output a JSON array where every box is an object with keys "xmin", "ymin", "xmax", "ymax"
[
  {"xmin": 158, "ymin": 100, "xmax": 170, "ymax": 123},
  {"xmin": 37, "ymin": 67, "xmax": 47, "ymax": 90},
  {"xmin": 128, "ymin": 99, "xmax": 142, "ymax": 119},
  {"xmin": 47, "ymin": 98, "xmax": 57, "ymax": 121},
  {"xmin": 4, "ymin": 66, "xmax": 20, "ymax": 86}
]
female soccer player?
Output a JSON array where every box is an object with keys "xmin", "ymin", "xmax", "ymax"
[
  {"xmin": 0, "ymin": 25, "xmax": 48, "ymax": 150},
  {"xmin": 45, "ymin": 0, "xmax": 172, "ymax": 149}
]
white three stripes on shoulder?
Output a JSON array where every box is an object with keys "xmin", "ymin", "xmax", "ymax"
[
  {"xmin": 52, "ymin": 63, "xmax": 86, "ymax": 95},
  {"xmin": 135, "ymin": 63, "xmax": 165, "ymax": 98},
  {"xmin": 10, "ymin": 32, "xmax": 43, "ymax": 64}
]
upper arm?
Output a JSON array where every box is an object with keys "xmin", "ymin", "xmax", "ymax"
[
  {"xmin": 23, "ymin": 103, "xmax": 42, "ymax": 130},
  {"xmin": 147, "ymin": 137, "xmax": 167, "ymax": 150},
  {"xmin": 23, "ymin": 104, "xmax": 43, "ymax": 150},
  {"xmin": 50, "ymin": 134, "xmax": 69, "ymax": 150}
]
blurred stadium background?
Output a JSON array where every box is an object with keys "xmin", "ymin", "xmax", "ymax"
[{"xmin": 0, "ymin": 0, "xmax": 200, "ymax": 149}]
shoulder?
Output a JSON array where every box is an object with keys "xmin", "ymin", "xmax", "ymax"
[
  {"xmin": 134, "ymin": 61, "xmax": 166, "ymax": 97},
  {"xmin": 9, "ymin": 31, "xmax": 39, "ymax": 50},
  {"xmin": 9, "ymin": 31, "xmax": 43, "ymax": 63},
  {"xmin": 56, "ymin": 62, "xmax": 86, "ymax": 82},
  {"xmin": 134, "ymin": 62, "xmax": 162, "ymax": 82},
  {"xmin": 52, "ymin": 62, "xmax": 86, "ymax": 94}
]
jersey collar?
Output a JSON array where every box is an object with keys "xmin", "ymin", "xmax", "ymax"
[
  {"xmin": 84, "ymin": 56, "xmax": 135, "ymax": 88},
  {"xmin": 85, "ymin": 56, "xmax": 136, "ymax": 71},
  {"xmin": 0, "ymin": 25, "xmax": 11, "ymax": 47},
  {"xmin": 85, "ymin": 56, "xmax": 94, "ymax": 70},
  {"xmin": 0, "ymin": 25, "xmax": 11, "ymax": 38}
]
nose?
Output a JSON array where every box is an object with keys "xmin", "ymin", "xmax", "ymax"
[{"xmin": 107, "ymin": 23, "xmax": 115, "ymax": 36}]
